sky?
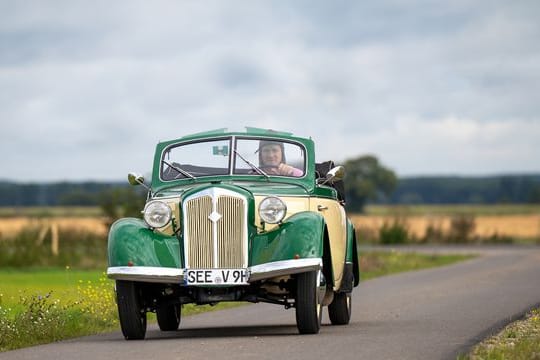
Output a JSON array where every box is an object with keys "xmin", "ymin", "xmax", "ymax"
[{"xmin": 1, "ymin": 1, "xmax": 539, "ymax": 182}]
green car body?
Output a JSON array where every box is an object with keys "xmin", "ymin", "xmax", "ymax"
[{"xmin": 107, "ymin": 128, "xmax": 359, "ymax": 339}]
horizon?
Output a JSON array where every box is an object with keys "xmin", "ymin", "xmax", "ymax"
[{"xmin": 2, "ymin": 171, "xmax": 540, "ymax": 185}]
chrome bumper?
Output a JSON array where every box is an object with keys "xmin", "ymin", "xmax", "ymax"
[{"xmin": 107, "ymin": 258, "xmax": 322, "ymax": 284}]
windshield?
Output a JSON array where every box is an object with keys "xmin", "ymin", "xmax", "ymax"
[
  {"xmin": 161, "ymin": 139, "xmax": 231, "ymax": 180},
  {"xmin": 160, "ymin": 137, "xmax": 306, "ymax": 181}
]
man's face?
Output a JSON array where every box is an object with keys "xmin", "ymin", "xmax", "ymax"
[{"xmin": 261, "ymin": 144, "xmax": 282, "ymax": 167}]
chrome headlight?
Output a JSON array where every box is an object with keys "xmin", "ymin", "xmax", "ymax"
[
  {"xmin": 143, "ymin": 200, "xmax": 172, "ymax": 228},
  {"xmin": 259, "ymin": 196, "xmax": 287, "ymax": 224}
]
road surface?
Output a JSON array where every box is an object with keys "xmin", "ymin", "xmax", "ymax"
[{"xmin": 2, "ymin": 245, "xmax": 540, "ymax": 360}]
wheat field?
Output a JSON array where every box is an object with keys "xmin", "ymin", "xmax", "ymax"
[
  {"xmin": 1, "ymin": 215, "xmax": 538, "ymax": 239},
  {"xmin": 0, "ymin": 217, "xmax": 108, "ymax": 238},
  {"xmin": 350, "ymin": 214, "xmax": 540, "ymax": 239}
]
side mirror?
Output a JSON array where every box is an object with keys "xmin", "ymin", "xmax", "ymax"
[
  {"xmin": 128, "ymin": 172, "xmax": 145, "ymax": 186},
  {"xmin": 326, "ymin": 166, "xmax": 345, "ymax": 182}
]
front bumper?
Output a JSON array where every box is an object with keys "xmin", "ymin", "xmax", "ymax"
[{"xmin": 107, "ymin": 258, "xmax": 322, "ymax": 284}]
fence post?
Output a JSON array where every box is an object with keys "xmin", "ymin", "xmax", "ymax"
[
  {"xmin": 51, "ymin": 223, "xmax": 59, "ymax": 256},
  {"xmin": 37, "ymin": 220, "xmax": 49, "ymax": 245}
]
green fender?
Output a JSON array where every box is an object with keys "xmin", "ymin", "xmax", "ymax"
[
  {"xmin": 108, "ymin": 218, "xmax": 181, "ymax": 268},
  {"xmin": 346, "ymin": 219, "xmax": 360, "ymax": 286},
  {"xmin": 250, "ymin": 212, "xmax": 326, "ymax": 266}
]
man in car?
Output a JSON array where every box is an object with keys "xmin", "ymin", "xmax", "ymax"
[{"xmin": 258, "ymin": 140, "xmax": 303, "ymax": 177}]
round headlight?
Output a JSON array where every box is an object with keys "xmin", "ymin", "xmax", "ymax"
[
  {"xmin": 259, "ymin": 196, "xmax": 287, "ymax": 224},
  {"xmin": 143, "ymin": 200, "xmax": 172, "ymax": 228}
]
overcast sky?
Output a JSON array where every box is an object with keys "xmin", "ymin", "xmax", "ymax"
[{"xmin": 1, "ymin": 1, "xmax": 539, "ymax": 182}]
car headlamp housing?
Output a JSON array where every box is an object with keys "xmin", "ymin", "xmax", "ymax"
[
  {"xmin": 143, "ymin": 200, "xmax": 172, "ymax": 228},
  {"xmin": 258, "ymin": 196, "xmax": 287, "ymax": 224}
]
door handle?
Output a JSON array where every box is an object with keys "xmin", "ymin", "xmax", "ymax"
[{"xmin": 317, "ymin": 205, "xmax": 328, "ymax": 211}]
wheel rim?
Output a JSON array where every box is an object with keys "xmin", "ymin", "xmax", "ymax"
[{"xmin": 140, "ymin": 309, "xmax": 147, "ymax": 328}]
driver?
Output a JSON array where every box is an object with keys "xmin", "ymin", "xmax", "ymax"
[{"xmin": 258, "ymin": 140, "xmax": 303, "ymax": 177}]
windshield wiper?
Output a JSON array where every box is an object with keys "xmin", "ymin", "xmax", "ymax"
[
  {"xmin": 162, "ymin": 160, "xmax": 197, "ymax": 180},
  {"xmin": 233, "ymin": 150, "xmax": 269, "ymax": 179}
]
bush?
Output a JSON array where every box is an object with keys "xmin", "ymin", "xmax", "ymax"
[
  {"xmin": 448, "ymin": 215, "xmax": 476, "ymax": 243},
  {"xmin": 423, "ymin": 221, "xmax": 445, "ymax": 243},
  {"xmin": 98, "ymin": 187, "xmax": 146, "ymax": 227},
  {"xmin": 356, "ymin": 226, "xmax": 378, "ymax": 244},
  {"xmin": 0, "ymin": 226, "xmax": 107, "ymax": 268},
  {"xmin": 379, "ymin": 219, "xmax": 409, "ymax": 244}
]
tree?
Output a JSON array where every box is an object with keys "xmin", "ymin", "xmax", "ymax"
[
  {"xmin": 98, "ymin": 186, "xmax": 147, "ymax": 227},
  {"xmin": 343, "ymin": 155, "xmax": 397, "ymax": 212},
  {"xmin": 528, "ymin": 185, "xmax": 540, "ymax": 203}
]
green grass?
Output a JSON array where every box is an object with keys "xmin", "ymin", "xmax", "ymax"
[
  {"xmin": 0, "ymin": 268, "xmax": 117, "ymax": 352},
  {"xmin": 459, "ymin": 308, "xmax": 540, "ymax": 359},
  {"xmin": 364, "ymin": 204, "xmax": 540, "ymax": 216},
  {"xmin": 0, "ymin": 268, "xmax": 103, "ymax": 313},
  {"xmin": 360, "ymin": 251, "xmax": 475, "ymax": 280}
]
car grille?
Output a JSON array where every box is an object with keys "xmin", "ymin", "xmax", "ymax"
[{"xmin": 183, "ymin": 190, "xmax": 247, "ymax": 269}]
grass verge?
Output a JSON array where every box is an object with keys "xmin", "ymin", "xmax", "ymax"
[
  {"xmin": 0, "ymin": 251, "xmax": 473, "ymax": 352},
  {"xmin": 459, "ymin": 307, "xmax": 540, "ymax": 360},
  {"xmin": 359, "ymin": 250, "xmax": 475, "ymax": 280}
]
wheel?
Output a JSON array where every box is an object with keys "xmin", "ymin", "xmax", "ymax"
[
  {"xmin": 157, "ymin": 303, "xmax": 181, "ymax": 331},
  {"xmin": 116, "ymin": 280, "xmax": 147, "ymax": 340},
  {"xmin": 295, "ymin": 271, "xmax": 323, "ymax": 334},
  {"xmin": 328, "ymin": 291, "xmax": 352, "ymax": 325}
]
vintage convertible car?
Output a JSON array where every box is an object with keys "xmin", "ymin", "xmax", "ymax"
[{"xmin": 107, "ymin": 127, "xmax": 360, "ymax": 339}]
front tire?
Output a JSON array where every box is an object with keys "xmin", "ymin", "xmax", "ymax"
[
  {"xmin": 295, "ymin": 271, "xmax": 322, "ymax": 334},
  {"xmin": 157, "ymin": 303, "xmax": 181, "ymax": 331},
  {"xmin": 116, "ymin": 280, "xmax": 147, "ymax": 340},
  {"xmin": 328, "ymin": 291, "xmax": 352, "ymax": 325}
]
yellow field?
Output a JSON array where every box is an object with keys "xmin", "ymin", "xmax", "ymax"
[
  {"xmin": 0, "ymin": 217, "xmax": 108, "ymax": 238},
  {"xmin": 0, "ymin": 205, "xmax": 539, "ymax": 241},
  {"xmin": 351, "ymin": 214, "xmax": 540, "ymax": 239}
]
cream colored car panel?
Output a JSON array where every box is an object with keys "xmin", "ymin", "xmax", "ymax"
[
  {"xmin": 154, "ymin": 198, "xmax": 180, "ymax": 236},
  {"xmin": 254, "ymin": 196, "xmax": 310, "ymax": 232},
  {"xmin": 310, "ymin": 198, "xmax": 347, "ymax": 291}
]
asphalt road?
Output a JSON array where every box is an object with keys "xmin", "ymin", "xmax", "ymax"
[{"xmin": 2, "ymin": 245, "xmax": 540, "ymax": 360}]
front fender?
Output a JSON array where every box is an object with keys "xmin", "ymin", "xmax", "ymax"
[
  {"xmin": 107, "ymin": 218, "xmax": 181, "ymax": 268},
  {"xmin": 250, "ymin": 212, "xmax": 326, "ymax": 267}
]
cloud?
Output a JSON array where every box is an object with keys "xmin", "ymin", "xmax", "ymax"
[
  {"xmin": 0, "ymin": 0, "xmax": 539, "ymax": 180},
  {"xmin": 342, "ymin": 116, "xmax": 540, "ymax": 175}
]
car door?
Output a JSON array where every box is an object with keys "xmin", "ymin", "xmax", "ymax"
[{"xmin": 310, "ymin": 197, "xmax": 347, "ymax": 291}]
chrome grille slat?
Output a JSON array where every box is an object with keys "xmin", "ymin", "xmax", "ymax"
[{"xmin": 184, "ymin": 190, "xmax": 247, "ymax": 269}]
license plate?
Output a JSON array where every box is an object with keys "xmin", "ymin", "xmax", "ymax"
[{"xmin": 183, "ymin": 269, "xmax": 250, "ymax": 285}]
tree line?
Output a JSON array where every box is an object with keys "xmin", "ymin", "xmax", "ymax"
[{"xmin": 1, "ymin": 156, "xmax": 539, "ymax": 211}]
